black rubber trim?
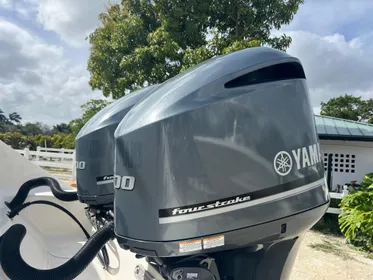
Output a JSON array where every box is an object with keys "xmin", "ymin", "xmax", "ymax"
[
  {"xmin": 5, "ymin": 177, "xmax": 77, "ymax": 211},
  {"xmin": 0, "ymin": 223, "xmax": 114, "ymax": 280},
  {"xmin": 7, "ymin": 199, "xmax": 110, "ymax": 270},
  {"xmin": 7, "ymin": 200, "xmax": 90, "ymax": 238}
]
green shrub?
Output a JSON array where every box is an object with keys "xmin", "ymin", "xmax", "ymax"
[
  {"xmin": 0, "ymin": 132, "xmax": 26, "ymax": 149},
  {"xmin": 0, "ymin": 132, "xmax": 75, "ymax": 149},
  {"xmin": 339, "ymin": 173, "xmax": 373, "ymax": 251}
]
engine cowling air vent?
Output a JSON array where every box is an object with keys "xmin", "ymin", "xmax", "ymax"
[{"xmin": 224, "ymin": 62, "xmax": 306, "ymax": 88}]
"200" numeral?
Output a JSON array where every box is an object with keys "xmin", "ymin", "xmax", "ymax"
[
  {"xmin": 114, "ymin": 175, "xmax": 135, "ymax": 190},
  {"xmin": 76, "ymin": 161, "xmax": 86, "ymax": 170}
]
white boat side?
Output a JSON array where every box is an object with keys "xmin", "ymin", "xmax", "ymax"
[{"xmin": 0, "ymin": 140, "xmax": 150, "ymax": 280}]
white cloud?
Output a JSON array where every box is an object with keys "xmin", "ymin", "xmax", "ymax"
[
  {"xmin": 0, "ymin": 0, "xmax": 39, "ymax": 20},
  {"xmin": 277, "ymin": 0, "xmax": 373, "ymax": 110},
  {"xmin": 284, "ymin": 0, "xmax": 373, "ymax": 36},
  {"xmin": 0, "ymin": 19, "xmax": 105, "ymax": 125},
  {"xmin": 37, "ymin": 0, "xmax": 110, "ymax": 47},
  {"xmin": 0, "ymin": 19, "xmax": 63, "ymax": 81},
  {"xmin": 284, "ymin": 30, "xmax": 373, "ymax": 109},
  {"xmin": 0, "ymin": 0, "xmax": 11, "ymax": 9}
]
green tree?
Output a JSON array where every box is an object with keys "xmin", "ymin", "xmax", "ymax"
[
  {"xmin": 0, "ymin": 109, "xmax": 8, "ymax": 133},
  {"xmin": 60, "ymin": 133, "xmax": 76, "ymax": 149},
  {"xmin": 320, "ymin": 95, "xmax": 373, "ymax": 124},
  {"xmin": 0, "ymin": 110, "xmax": 21, "ymax": 133},
  {"xmin": 20, "ymin": 122, "xmax": 44, "ymax": 136},
  {"xmin": 69, "ymin": 99, "xmax": 111, "ymax": 135},
  {"xmin": 87, "ymin": 0, "xmax": 303, "ymax": 99},
  {"xmin": 0, "ymin": 109, "xmax": 7, "ymax": 123},
  {"xmin": 0, "ymin": 110, "xmax": 76, "ymax": 149},
  {"xmin": 0, "ymin": 132, "xmax": 25, "ymax": 149},
  {"xmin": 361, "ymin": 98, "xmax": 373, "ymax": 124},
  {"xmin": 339, "ymin": 173, "xmax": 373, "ymax": 251},
  {"xmin": 53, "ymin": 123, "xmax": 72, "ymax": 134},
  {"xmin": 8, "ymin": 112, "xmax": 22, "ymax": 124}
]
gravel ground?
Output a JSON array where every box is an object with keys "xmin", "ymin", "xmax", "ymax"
[{"xmin": 291, "ymin": 230, "xmax": 373, "ymax": 280}]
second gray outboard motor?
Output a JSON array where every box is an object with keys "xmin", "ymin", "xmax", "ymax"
[
  {"xmin": 114, "ymin": 47, "xmax": 330, "ymax": 280},
  {"xmin": 75, "ymin": 84, "xmax": 158, "ymax": 226},
  {"xmin": 0, "ymin": 86, "xmax": 159, "ymax": 280},
  {"xmin": 74, "ymin": 84, "xmax": 158, "ymax": 270}
]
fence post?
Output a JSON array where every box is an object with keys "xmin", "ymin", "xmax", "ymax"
[
  {"xmin": 60, "ymin": 148, "xmax": 65, "ymax": 162},
  {"xmin": 36, "ymin": 146, "xmax": 41, "ymax": 161},
  {"xmin": 71, "ymin": 151, "xmax": 77, "ymax": 181},
  {"xmin": 23, "ymin": 148, "xmax": 30, "ymax": 160},
  {"xmin": 342, "ymin": 185, "xmax": 349, "ymax": 198}
]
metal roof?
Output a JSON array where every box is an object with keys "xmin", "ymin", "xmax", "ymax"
[{"xmin": 315, "ymin": 115, "xmax": 373, "ymax": 141}]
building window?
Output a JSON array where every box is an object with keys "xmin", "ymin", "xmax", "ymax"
[{"xmin": 323, "ymin": 153, "xmax": 356, "ymax": 173}]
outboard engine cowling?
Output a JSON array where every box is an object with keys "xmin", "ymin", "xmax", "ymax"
[
  {"xmin": 75, "ymin": 84, "xmax": 158, "ymax": 207},
  {"xmin": 114, "ymin": 47, "xmax": 330, "ymax": 280}
]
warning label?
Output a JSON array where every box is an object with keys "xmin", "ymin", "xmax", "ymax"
[
  {"xmin": 179, "ymin": 239, "xmax": 202, "ymax": 253},
  {"xmin": 203, "ymin": 235, "xmax": 225, "ymax": 249}
]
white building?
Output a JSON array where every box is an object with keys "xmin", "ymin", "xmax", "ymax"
[{"xmin": 315, "ymin": 115, "xmax": 373, "ymax": 191}]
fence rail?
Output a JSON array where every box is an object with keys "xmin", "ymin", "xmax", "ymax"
[
  {"xmin": 37, "ymin": 147, "xmax": 75, "ymax": 153},
  {"xmin": 16, "ymin": 150, "xmax": 74, "ymax": 160},
  {"xmin": 326, "ymin": 188, "xmax": 349, "ymax": 215},
  {"xmin": 15, "ymin": 146, "xmax": 76, "ymax": 181}
]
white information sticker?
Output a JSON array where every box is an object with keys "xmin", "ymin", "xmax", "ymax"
[
  {"xmin": 203, "ymin": 235, "xmax": 225, "ymax": 249},
  {"xmin": 179, "ymin": 239, "xmax": 202, "ymax": 253}
]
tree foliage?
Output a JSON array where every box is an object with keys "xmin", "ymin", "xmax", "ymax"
[
  {"xmin": 0, "ymin": 109, "xmax": 6, "ymax": 123},
  {"xmin": 87, "ymin": 0, "xmax": 304, "ymax": 99},
  {"xmin": 0, "ymin": 109, "xmax": 23, "ymax": 132},
  {"xmin": 52, "ymin": 123, "xmax": 72, "ymax": 134},
  {"xmin": 320, "ymin": 95, "xmax": 373, "ymax": 124},
  {"xmin": 8, "ymin": 112, "xmax": 21, "ymax": 124},
  {"xmin": 0, "ymin": 108, "xmax": 76, "ymax": 149},
  {"xmin": 339, "ymin": 173, "xmax": 373, "ymax": 251},
  {"xmin": 0, "ymin": 99, "xmax": 111, "ymax": 150},
  {"xmin": 0, "ymin": 132, "xmax": 75, "ymax": 150},
  {"xmin": 69, "ymin": 99, "xmax": 111, "ymax": 135}
]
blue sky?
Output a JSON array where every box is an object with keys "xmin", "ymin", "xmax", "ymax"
[{"xmin": 0, "ymin": 0, "xmax": 373, "ymax": 125}]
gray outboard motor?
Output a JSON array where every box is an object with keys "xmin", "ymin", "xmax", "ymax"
[
  {"xmin": 0, "ymin": 85, "xmax": 157, "ymax": 280},
  {"xmin": 114, "ymin": 47, "xmax": 330, "ymax": 280},
  {"xmin": 74, "ymin": 84, "xmax": 158, "ymax": 270},
  {"xmin": 75, "ymin": 84, "xmax": 158, "ymax": 209}
]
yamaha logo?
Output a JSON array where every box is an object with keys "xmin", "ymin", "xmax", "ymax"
[
  {"xmin": 273, "ymin": 151, "xmax": 293, "ymax": 176},
  {"xmin": 274, "ymin": 143, "xmax": 322, "ymax": 176}
]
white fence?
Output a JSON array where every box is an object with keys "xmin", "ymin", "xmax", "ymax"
[
  {"xmin": 326, "ymin": 187, "xmax": 349, "ymax": 215},
  {"xmin": 15, "ymin": 146, "xmax": 76, "ymax": 181}
]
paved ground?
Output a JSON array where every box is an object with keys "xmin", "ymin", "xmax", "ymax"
[{"xmin": 291, "ymin": 230, "xmax": 373, "ymax": 280}]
